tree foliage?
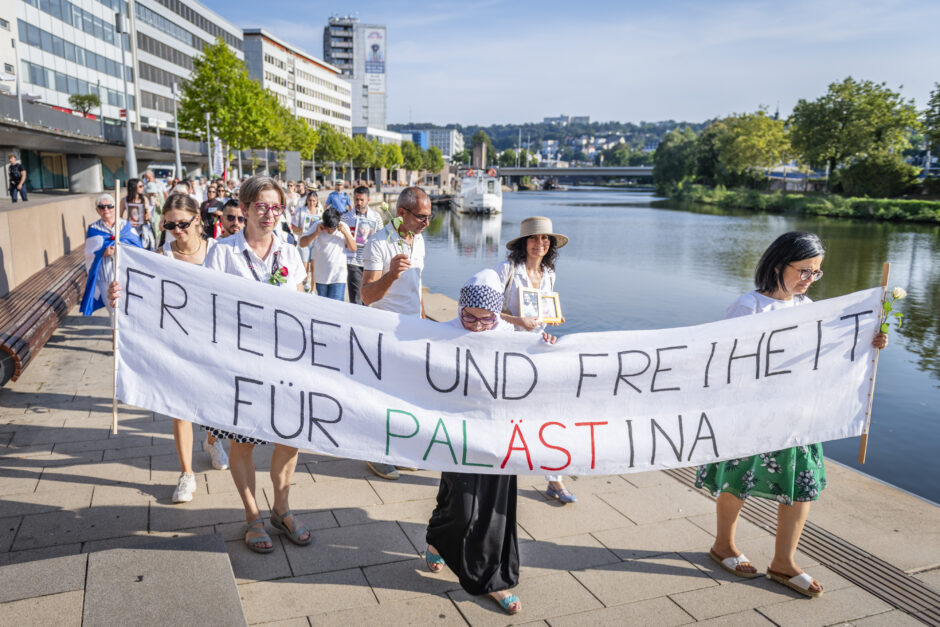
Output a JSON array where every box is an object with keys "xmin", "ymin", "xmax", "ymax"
[
  {"xmin": 383, "ymin": 143, "xmax": 404, "ymax": 170},
  {"xmin": 835, "ymin": 153, "xmax": 919, "ymax": 197},
  {"xmin": 925, "ymin": 83, "xmax": 940, "ymax": 154},
  {"xmin": 69, "ymin": 93, "xmax": 101, "ymax": 115},
  {"xmin": 789, "ymin": 77, "xmax": 920, "ymax": 175},
  {"xmin": 423, "ymin": 146, "xmax": 445, "ymax": 172},
  {"xmin": 653, "ymin": 127, "xmax": 698, "ymax": 188},
  {"xmin": 401, "ymin": 141, "xmax": 423, "ymax": 171},
  {"xmin": 718, "ymin": 109, "xmax": 789, "ymax": 175}
]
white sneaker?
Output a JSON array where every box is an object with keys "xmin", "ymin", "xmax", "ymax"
[
  {"xmin": 205, "ymin": 438, "xmax": 229, "ymax": 470},
  {"xmin": 172, "ymin": 472, "xmax": 197, "ymax": 503}
]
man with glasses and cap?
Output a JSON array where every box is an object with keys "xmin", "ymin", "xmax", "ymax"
[{"xmin": 359, "ymin": 186, "xmax": 432, "ymax": 480}]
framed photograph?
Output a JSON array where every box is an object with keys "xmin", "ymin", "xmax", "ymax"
[
  {"xmin": 126, "ymin": 202, "xmax": 143, "ymax": 227},
  {"xmin": 519, "ymin": 287, "xmax": 541, "ymax": 319},
  {"xmin": 539, "ymin": 293, "xmax": 563, "ymax": 324}
]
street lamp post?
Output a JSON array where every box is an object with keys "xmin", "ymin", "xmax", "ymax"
[
  {"xmin": 12, "ymin": 40, "xmax": 23, "ymax": 122},
  {"xmin": 115, "ymin": 11, "xmax": 137, "ymax": 179},
  {"xmin": 172, "ymin": 83, "xmax": 182, "ymax": 179},
  {"xmin": 205, "ymin": 112, "xmax": 212, "ymax": 178}
]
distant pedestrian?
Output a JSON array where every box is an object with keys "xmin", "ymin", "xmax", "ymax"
[
  {"xmin": 326, "ymin": 180, "xmax": 351, "ymax": 213},
  {"xmin": 340, "ymin": 185, "xmax": 382, "ymax": 304},
  {"xmin": 694, "ymin": 231, "xmax": 889, "ymax": 598},
  {"xmin": 121, "ymin": 178, "xmax": 155, "ymax": 250},
  {"xmin": 292, "ymin": 191, "xmax": 322, "ymax": 289},
  {"xmin": 7, "ymin": 153, "xmax": 27, "ymax": 202}
]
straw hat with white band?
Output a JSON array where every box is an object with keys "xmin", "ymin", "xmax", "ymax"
[{"xmin": 505, "ymin": 216, "xmax": 569, "ymax": 249}]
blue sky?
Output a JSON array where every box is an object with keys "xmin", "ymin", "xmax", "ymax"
[{"xmin": 204, "ymin": 0, "xmax": 940, "ymax": 126}]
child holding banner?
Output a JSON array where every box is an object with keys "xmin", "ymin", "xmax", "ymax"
[
  {"xmin": 425, "ymin": 269, "xmax": 557, "ymax": 616},
  {"xmin": 695, "ymin": 231, "xmax": 888, "ymax": 598}
]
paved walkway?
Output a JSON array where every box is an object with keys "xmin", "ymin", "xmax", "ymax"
[{"xmin": 1, "ymin": 307, "xmax": 938, "ymax": 625}]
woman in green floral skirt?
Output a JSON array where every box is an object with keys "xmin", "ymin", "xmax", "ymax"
[{"xmin": 695, "ymin": 231, "xmax": 888, "ymax": 598}]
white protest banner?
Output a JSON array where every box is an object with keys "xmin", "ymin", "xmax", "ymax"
[{"xmin": 115, "ymin": 246, "xmax": 882, "ymax": 475}]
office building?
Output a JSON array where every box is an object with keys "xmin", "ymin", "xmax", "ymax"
[
  {"xmin": 243, "ymin": 29, "xmax": 351, "ymax": 135},
  {"xmin": 14, "ymin": 0, "xmax": 242, "ymax": 129},
  {"xmin": 398, "ymin": 127, "xmax": 465, "ymax": 159},
  {"xmin": 0, "ymin": 5, "xmax": 15, "ymax": 95},
  {"xmin": 323, "ymin": 16, "xmax": 386, "ymax": 130},
  {"xmin": 352, "ymin": 126, "xmax": 403, "ymax": 145}
]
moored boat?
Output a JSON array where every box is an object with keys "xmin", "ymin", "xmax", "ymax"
[{"xmin": 457, "ymin": 168, "xmax": 503, "ymax": 214}]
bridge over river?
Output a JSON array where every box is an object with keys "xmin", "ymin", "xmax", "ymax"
[{"xmin": 495, "ymin": 166, "xmax": 653, "ymax": 179}]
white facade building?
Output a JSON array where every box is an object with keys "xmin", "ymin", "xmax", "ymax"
[
  {"xmin": 0, "ymin": 0, "xmax": 17, "ymax": 95},
  {"xmin": 323, "ymin": 16, "xmax": 386, "ymax": 130},
  {"xmin": 243, "ymin": 28, "xmax": 351, "ymax": 135},
  {"xmin": 352, "ymin": 126, "xmax": 403, "ymax": 145},
  {"xmin": 14, "ymin": 0, "xmax": 242, "ymax": 128}
]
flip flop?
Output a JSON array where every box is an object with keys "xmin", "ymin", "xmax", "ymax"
[
  {"xmin": 243, "ymin": 518, "xmax": 274, "ymax": 554},
  {"xmin": 766, "ymin": 567, "xmax": 824, "ymax": 598},
  {"xmin": 270, "ymin": 509, "xmax": 312, "ymax": 546},
  {"xmin": 492, "ymin": 594, "xmax": 521, "ymax": 615},
  {"xmin": 709, "ymin": 548, "xmax": 760, "ymax": 578},
  {"xmin": 425, "ymin": 546, "xmax": 445, "ymax": 573}
]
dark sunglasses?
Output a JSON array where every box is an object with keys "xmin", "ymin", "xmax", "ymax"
[
  {"xmin": 163, "ymin": 217, "xmax": 197, "ymax": 231},
  {"xmin": 225, "ymin": 215, "xmax": 246, "ymax": 223},
  {"xmin": 96, "ymin": 204, "xmax": 114, "ymax": 210}
]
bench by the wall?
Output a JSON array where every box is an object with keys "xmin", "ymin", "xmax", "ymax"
[{"xmin": 0, "ymin": 249, "xmax": 87, "ymax": 386}]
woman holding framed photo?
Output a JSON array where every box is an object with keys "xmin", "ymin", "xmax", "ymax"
[{"xmin": 493, "ymin": 216, "xmax": 576, "ymax": 503}]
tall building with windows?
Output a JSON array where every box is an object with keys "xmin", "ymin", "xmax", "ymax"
[
  {"xmin": 243, "ymin": 28, "xmax": 351, "ymax": 135},
  {"xmin": 0, "ymin": 5, "xmax": 16, "ymax": 95},
  {"xmin": 14, "ymin": 0, "xmax": 242, "ymax": 128},
  {"xmin": 322, "ymin": 16, "xmax": 386, "ymax": 130},
  {"xmin": 398, "ymin": 128, "xmax": 465, "ymax": 160}
]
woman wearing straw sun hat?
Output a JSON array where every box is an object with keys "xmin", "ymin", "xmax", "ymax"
[{"xmin": 494, "ymin": 216, "xmax": 577, "ymax": 504}]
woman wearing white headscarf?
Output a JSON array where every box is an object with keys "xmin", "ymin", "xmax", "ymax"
[{"xmin": 424, "ymin": 269, "xmax": 555, "ymax": 616}]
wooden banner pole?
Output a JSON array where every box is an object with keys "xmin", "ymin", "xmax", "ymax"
[
  {"xmin": 112, "ymin": 180, "xmax": 121, "ymax": 435},
  {"xmin": 858, "ymin": 261, "xmax": 890, "ymax": 464}
]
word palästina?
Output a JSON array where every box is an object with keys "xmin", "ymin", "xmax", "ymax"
[{"xmin": 384, "ymin": 408, "xmax": 720, "ymax": 472}]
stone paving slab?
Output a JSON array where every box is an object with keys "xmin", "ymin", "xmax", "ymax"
[
  {"xmin": 282, "ymin": 520, "xmax": 417, "ymax": 577},
  {"xmin": 0, "ymin": 590, "xmax": 84, "ymax": 626},
  {"xmin": 237, "ymin": 567, "xmax": 377, "ymax": 624},
  {"xmin": 0, "ymin": 553, "xmax": 87, "ymax": 603},
  {"xmin": 757, "ymin": 585, "xmax": 895, "ymax": 626},
  {"xmin": 591, "ymin": 517, "xmax": 715, "ymax": 561},
  {"xmin": 571, "ymin": 553, "xmax": 718, "ymax": 606},
  {"xmin": 307, "ymin": 593, "xmax": 467, "ymax": 626},
  {"xmin": 83, "ymin": 534, "xmax": 247, "ymax": 627},
  {"xmin": 546, "ymin": 595, "xmax": 694, "ymax": 626},
  {"xmin": 362, "ymin": 557, "xmax": 462, "ymax": 603}
]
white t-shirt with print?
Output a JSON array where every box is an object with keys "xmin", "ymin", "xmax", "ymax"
[
  {"xmin": 306, "ymin": 227, "xmax": 348, "ymax": 285},
  {"xmin": 203, "ymin": 230, "xmax": 306, "ymax": 289},
  {"xmin": 362, "ymin": 223, "xmax": 425, "ymax": 316}
]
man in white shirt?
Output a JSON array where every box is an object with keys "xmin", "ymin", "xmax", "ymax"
[
  {"xmin": 360, "ymin": 186, "xmax": 431, "ymax": 479},
  {"xmin": 341, "ymin": 185, "xmax": 383, "ymax": 305}
]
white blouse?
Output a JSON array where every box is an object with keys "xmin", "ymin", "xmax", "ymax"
[{"xmin": 493, "ymin": 259, "xmax": 556, "ymax": 332}]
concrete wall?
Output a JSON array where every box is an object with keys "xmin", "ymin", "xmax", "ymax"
[{"xmin": 0, "ymin": 194, "xmax": 98, "ymax": 297}]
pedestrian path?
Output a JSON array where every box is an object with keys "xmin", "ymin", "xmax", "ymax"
[{"xmin": 0, "ymin": 308, "xmax": 938, "ymax": 625}]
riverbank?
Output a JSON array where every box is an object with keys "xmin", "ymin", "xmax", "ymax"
[{"xmin": 665, "ymin": 184, "xmax": 940, "ymax": 223}]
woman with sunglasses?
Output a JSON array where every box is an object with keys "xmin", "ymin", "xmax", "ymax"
[
  {"xmin": 202, "ymin": 175, "xmax": 312, "ymax": 554},
  {"xmin": 425, "ymin": 269, "xmax": 556, "ymax": 617},
  {"xmin": 200, "ymin": 184, "xmax": 225, "ymax": 238},
  {"xmin": 81, "ymin": 193, "xmax": 142, "ymax": 318},
  {"xmin": 694, "ymin": 231, "xmax": 888, "ymax": 598},
  {"xmin": 494, "ymin": 216, "xmax": 576, "ymax": 504},
  {"xmin": 153, "ymin": 194, "xmax": 230, "ymax": 501}
]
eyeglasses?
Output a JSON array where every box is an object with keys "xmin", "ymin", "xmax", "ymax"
[
  {"xmin": 405, "ymin": 207, "xmax": 433, "ymax": 224},
  {"xmin": 225, "ymin": 215, "xmax": 246, "ymax": 223},
  {"xmin": 252, "ymin": 202, "xmax": 285, "ymax": 216},
  {"xmin": 163, "ymin": 217, "xmax": 197, "ymax": 231},
  {"xmin": 789, "ymin": 264, "xmax": 824, "ymax": 281},
  {"xmin": 460, "ymin": 311, "xmax": 498, "ymax": 327},
  {"xmin": 96, "ymin": 204, "xmax": 114, "ymax": 210}
]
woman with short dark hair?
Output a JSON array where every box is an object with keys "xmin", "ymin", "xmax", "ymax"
[{"xmin": 695, "ymin": 231, "xmax": 888, "ymax": 598}]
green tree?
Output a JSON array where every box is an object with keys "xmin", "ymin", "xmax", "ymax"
[
  {"xmin": 69, "ymin": 93, "xmax": 101, "ymax": 115},
  {"xmin": 498, "ymin": 149, "xmax": 517, "ymax": 167},
  {"xmin": 718, "ymin": 109, "xmax": 789, "ymax": 182},
  {"xmin": 401, "ymin": 141, "xmax": 423, "ymax": 171},
  {"xmin": 924, "ymin": 83, "xmax": 940, "ymax": 154},
  {"xmin": 351, "ymin": 135, "xmax": 376, "ymax": 170},
  {"xmin": 316, "ymin": 123, "xmax": 348, "ymax": 169},
  {"xmin": 835, "ymin": 153, "xmax": 919, "ymax": 197},
  {"xmin": 789, "ymin": 77, "xmax": 921, "ymax": 182},
  {"xmin": 452, "ymin": 148, "xmax": 471, "ymax": 165},
  {"xmin": 383, "ymin": 143, "xmax": 404, "ymax": 170},
  {"xmin": 653, "ymin": 127, "xmax": 698, "ymax": 190},
  {"xmin": 423, "ymin": 146, "xmax": 445, "ymax": 172}
]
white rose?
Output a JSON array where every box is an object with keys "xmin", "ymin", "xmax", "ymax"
[{"xmin": 892, "ymin": 287, "xmax": 907, "ymax": 300}]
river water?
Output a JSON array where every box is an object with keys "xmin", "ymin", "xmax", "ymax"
[{"xmin": 419, "ymin": 187, "xmax": 940, "ymax": 504}]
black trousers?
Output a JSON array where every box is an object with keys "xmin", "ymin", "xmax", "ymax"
[
  {"xmin": 426, "ymin": 472, "xmax": 519, "ymax": 595},
  {"xmin": 346, "ymin": 264, "xmax": 364, "ymax": 305}
]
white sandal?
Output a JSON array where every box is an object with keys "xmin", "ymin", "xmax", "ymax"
[
  {"xmin": 766, "ymin": 567, "xmax": 823, "ymax": 598},
  {"xmin": 709, "ymin": 549, "xmax": 761, "ymax": 578}
]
